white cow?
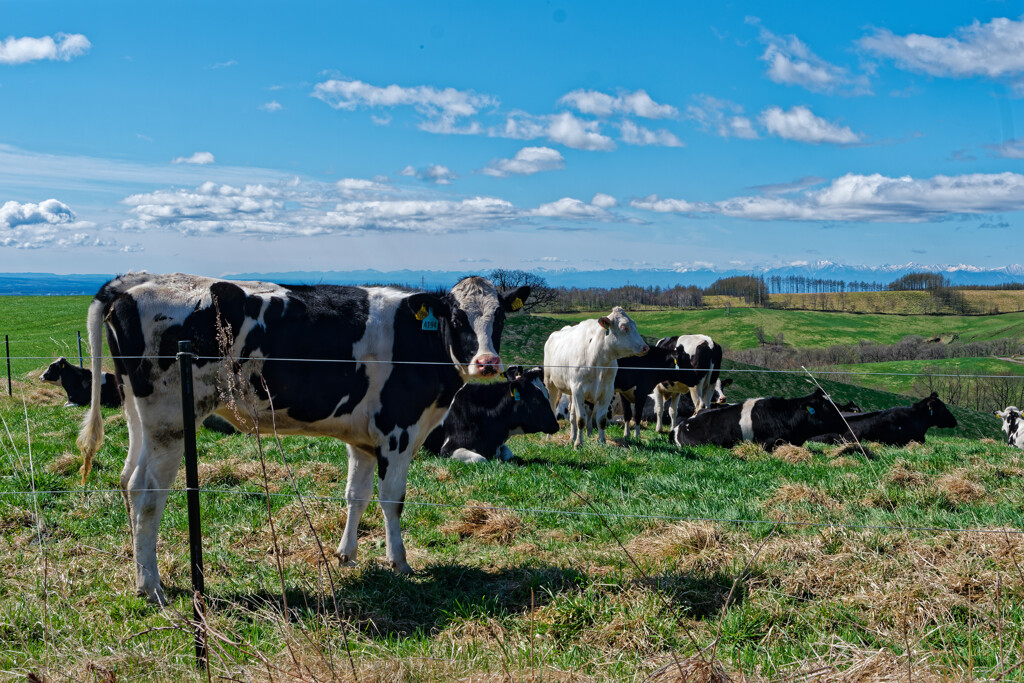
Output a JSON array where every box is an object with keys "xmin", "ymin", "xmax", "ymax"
[
  {"xmin": 543, "ymin": 307, "xmax": 649, "ymax": 447},
  {"xmin": 995, "ymin": 406, "xmax": 1024, "ymax": 449}
]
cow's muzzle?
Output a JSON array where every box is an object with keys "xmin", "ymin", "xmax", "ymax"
[{"xmin": 471, "ymin": 355, "xmax": 502, "ymax": 377}]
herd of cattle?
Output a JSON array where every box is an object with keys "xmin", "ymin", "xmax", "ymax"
[{"xmin": 30, "ymin": 272, "xmax": 1020, "ymax": 603}]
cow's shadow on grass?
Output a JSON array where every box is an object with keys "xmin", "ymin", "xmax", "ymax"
[
  {"xmin": 207, "ymin": 562, "xmax": 749, "ymax": 639},
  {"xmin": 214, "ymin": 562, "xmax": 588, "ymax": 640}
]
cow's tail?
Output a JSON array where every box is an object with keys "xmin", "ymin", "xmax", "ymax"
[{"xmin": 76, "ymin": 298, "xmax": 106, "ymax": 483}]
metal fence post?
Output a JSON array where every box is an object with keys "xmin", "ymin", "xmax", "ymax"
[
  {"xmin": 77, "ymin": 330, "xmax": 84, "ymax": 368},
  {"xmin": 177, "ymin": 340, "xmax": 207, "ymax": 670},
  {"xmin": 5, "ymin": 335, "xmax": 10, "ymax": 397}
]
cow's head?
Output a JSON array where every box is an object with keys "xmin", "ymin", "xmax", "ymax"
[
  {"xmin": 40, "ymin": 357, "xmax": 69, "ymax": 383},
  {"xmin": 714, "ymin": 377, "xmax": 733, "ymax": 405},
  {"xmin": 995, "ymin": 406, "xmax": 1021, "ymax": 442},
  {"xmin": 800, "ymin": 388, "xmax": 847, "ymax": 433},
  {"xmin": 597, "ymin": 307, "xmax": 649, "ymax": 357},
  {"xmin": 837, "ymin": 399, "xmax": 862, "ymax": 413},
  {"xmin": 412, "ymin": 276, "xmax": 529, "ymax": 380},
  {"xmin": 510, "ymin": 375, "xmax": 560, "ymax": 435},
  {"xmin": 920, "ymin": 392, "xmax": 958, "ymax": 429}
]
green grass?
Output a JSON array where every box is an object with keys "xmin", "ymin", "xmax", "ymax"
[
  {"xmin": 543, "ymin": 308, "xmax": 1024, "ymax": 350},
  {"xmin": 1, "ymin": 296, "xmax": 1022, "ymax": 679}
]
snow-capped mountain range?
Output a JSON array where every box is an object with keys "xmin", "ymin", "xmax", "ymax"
[{"xmin": 2, "ymin": 262, "xmax": 1023, "ymax": 295}]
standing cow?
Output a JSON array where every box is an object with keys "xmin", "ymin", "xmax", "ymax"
[
  {"xmin": 651, "ymin": 334, "xmax": 723, "ymax": 431},
  {"xmin": 995, "ymin": 406, "xmax": 1024, "ymax": 448},
  {"xmin": 543, "ymin": 307, "xmax": 649, "ymax": 447},
  {"xmin": 77, "ymin": 272, "xmax": 528, "ymax": 604}
]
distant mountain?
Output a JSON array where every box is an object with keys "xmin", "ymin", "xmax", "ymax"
[{"xmin": 2, "ymin": 262, "xmax": 1023, "ymax": 295}]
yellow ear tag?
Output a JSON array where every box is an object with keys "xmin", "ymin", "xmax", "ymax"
[
  {"xmin": 415, "ymin": 303, "xmax": 428, "ymax": 321},
  {"xmin": 511, "ymin": 297, "xmax": 523, "ymax": 311}
]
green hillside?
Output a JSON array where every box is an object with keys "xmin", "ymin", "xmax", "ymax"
[{"xmin": 543, "ymin": 308, "xmax": 1024, "ymax": 350}]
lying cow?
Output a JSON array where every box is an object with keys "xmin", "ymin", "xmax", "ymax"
[
  {"xmin": 995, "ymin": 406, "xmax": 1024, "ymax": 448},
  {"xmin": 672, "ymin": 388, "xmax": 846, "ymax": 450},
  {"xmin": 422, "ymin": 369, "xmax": 559, "ymax": 463},
  {"xmin": 808, "ymin": 393, "xmax": 958, "ymax": 446},
  {"xmin": 77, "ymin": 272, "xmax": 528, "ymax": 604},
  {"xmin": 652, "ymin": 334, "xmax": 723, "ymax": 431},
  {"xmin": 543, "ymin": 307, "xmax": 649, "ymax": 447},
  {"xmin": 41, "ymin": 357, "xmax": 122, "ymax": 408}
]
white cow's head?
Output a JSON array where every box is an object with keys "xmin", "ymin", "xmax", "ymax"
[{"xmin": 598, "ymin": 306, "xmax": 649, "ymax": 357}]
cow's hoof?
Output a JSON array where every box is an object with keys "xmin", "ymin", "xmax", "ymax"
[
  {"xmin": 136, "ymin": 585, "xmax": 168, "ymax": 606},
  {"xmin": 390, "ymin": 560, "xmax": 414, "ymax": 575},
  {"xmin": 336, "ymin": 552, "xmax": 357, "ymax": 568}
]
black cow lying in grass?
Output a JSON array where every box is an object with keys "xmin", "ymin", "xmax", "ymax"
[
  {"xmin": 422, "ymin": 369, "xmax": 559, "ymax": 463},
  {"xmin": 671, "ymin": 388, "xmax": 846, "ymax": 450},
  {"xmin": 41, "ymin": 357, "xmax": 121, "ymax": 408},
  {"xmin": 808, "ymin": 393, "xmax": 957, "ymax": 446}
]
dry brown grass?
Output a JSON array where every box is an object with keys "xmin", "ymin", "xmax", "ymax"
[
  {"xmin": 625, "ymin": 522, "xmax": 731, "ymax": 573},
  {"xmin": 764, "ymin": 483, "xmax": 838, "ymax": 510},
  {"xmin": 46, "ymin": 452, "xmax": 81, "ymax": 476},
  {"xmin": 175, "ymin": 457, "xmax": 344, "ymax": 492},
  {"xmin": 936, "ymin": 470, "xmax": 986, "ymax": 505},
  {"xmin": 829, "ymin": 442, "xmax": 875, "ymax": 460},
  {"xmin": 887, "ymin": 463, "xmax": 926, "ymax": 488},
  {"xmin": 645, "ymin": 655, "xmax": 732, "ymax": 682},
  {"xmin": 772, "ymin": 443, "xmax": 812, "ymax": 464},
  {"xmin": 731, "ymin": 442, "xmax": 766, "ymax": 460},
  {"xmin": 443, "ymin": 501, "xmax": 524, "ymax": 544}
]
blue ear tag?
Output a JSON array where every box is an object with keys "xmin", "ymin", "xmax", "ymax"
[
  {"xmin": 421, "ymin": 307, "xmax": 439, "ymax": 331},
  {"xmin": 807, "ymin": 406, "xmax": 815, "ymax": 414},
  {"xmin": 511, "ymin": 387, "xmax": 521, "ymax": 401}
]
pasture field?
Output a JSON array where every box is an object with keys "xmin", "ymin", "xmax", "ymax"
[
  {"xmin": 707, "ymin": 290, "xmax": 1024, "ymax": 315},
  {"xmin": 543, "ymin": 308, "xmax": 1024, "ymax": 351},
  {"xmin": 2, "ymin": 380, "xmax": 1024, "ymax": 681},
  {"xmin": 821, "ymin": 357, "xmax": 1024, "ymax": 397}
]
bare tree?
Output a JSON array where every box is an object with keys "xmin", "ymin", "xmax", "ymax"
[{"xmin": 488, "ymin": 269, "xmax": 558, "ymax": 313}]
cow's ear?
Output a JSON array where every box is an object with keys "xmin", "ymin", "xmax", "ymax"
[
  {"xmin": 501, "ymin": 286, "xmax": 531, "ymax": 313},
  {"xmin": 598, "ymin": 316, "xmax": 611, "ymax": 330},
  {"xmin": 720, "ymin": 378, "xmax": 734, "ymax": 388},
  {"xmin": 405, "ymin": 293, "xmax": 450, "ymax": 323}
]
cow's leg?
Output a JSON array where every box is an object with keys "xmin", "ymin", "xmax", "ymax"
[
  {"xmin": 377, "ymin": 446, "xmax": 413, "ymax": 574},
  {"xmin": 570, "ymin": 392, "xmax": 587, "ymax": 448},
  {"xmin": 496, "ymin": 443, "xmax": 514, "ymax": 461},
  {"xmin": 450, "ymin": 448, "xmax": 488, "ymax": 464},
  {"xmin": 595, "ymin": 393, "xmax": 613, "ymax": 444},
  {"xmin": 337, "ymin": 444, "xmax": 376, "ymax": 567},
  {"xmin": 653, "ymin": 389, "xmax": 667, "ymax": 433},
  {"xmin": 119, "ymin": 388, "xmax": 144, "ymax": 543},
  {"xmin": 689, "ymin": 385, "xmax": 705, "ymax": 416},
  {"xmin": 668, "ymin": 393, "xmax": 682, "ymax": 431},
  {"xmin": 127, "ymin": 424, "xmax": 185, "ymax": 605},
  {"xmin": 622, "ymin": 398, "xmax": 634, "ymax": 438}
]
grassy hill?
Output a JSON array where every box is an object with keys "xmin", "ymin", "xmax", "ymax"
[{"xmin": 707, "ymin": 289, "xmax": 1024, "ymax": 315}]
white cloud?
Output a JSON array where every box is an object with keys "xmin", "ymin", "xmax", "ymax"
[
  {"xmin": 483, "ymin": 146, "xmax": 565, "ymax": 177},
  {"xmin": 986, "ymin": 139, "xmax": 1024, "ymax": 159},
  {"xmin": 860, "ymin": 16, "xmax": 1024, "ymax": 79},
  {"xmin": 0, "ymin": 198, "xmax": 105, "ymax": 249},
  {"xmin": 750, "ymin": 19, "xmax": 870, "ymax": 95},
  {"xmin": 630, "ymin": 172, "xmax": 1024, "ymax": 222},
  {"xmin": 120, "ymin": 179, "xmax": 520, "ymax": 236},
  {"xmin": 630, "ymin": 195, "xmax": 706, "ymax": 213},
  {"xmin": 546, "ymin": 112, "xmax": 615, "ymax": 151},
  {"xmin": 312, "ymin": 78, "xmax": 496, "ymax": 134},
  {"xmin": 0, "ymin": 33, "xmax": 90, "ymax": 65},
  {"xmin": 172, "ymin": 151, "xmax": 216, "ymax": 165},
  {"xmin": 532, "ymin": 196, "xmax": 613, "ymax": 220},
  {"xmin": 259, "ymin": 100, "xmax": 283, "ymax": 112},
  {"xmin": 759, "ymin": 106, "xmax": 860, "ymax": 144},
  {"xmin": 399, "ymin": 164, "xmax": 458, "ymax": 184},
  {"xmin": 619, "ymin": 120, "xmax": 684, "ymax": 147},
  {"xmin": 210, "ymin": 59, "xmax": 237, "ymax": 69},
  {"xmin": 686, "ymin": 95, "xmax": 758, "ymax": 139},
  {"xmin": 591, "ymin": 193, "xmax": 617, "ymax": 208},
  {"xmin": 558, "ymin": 89, "xmax": 678, "ymax": 118},
  {"xmin": 0, "ymin": 199, "xmax": 74, "ymax": 228}
]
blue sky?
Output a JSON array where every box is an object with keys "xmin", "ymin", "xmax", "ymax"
[{"xmin": 2, "ymin": 1, "xmax": 1024, "ymax": 276}]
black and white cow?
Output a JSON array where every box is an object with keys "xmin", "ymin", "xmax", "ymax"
[
  {"xmin": 643, "ymin": 378, "xmax": 732, "ymax": 426},
  {"xmin": 994, "ymin": 406, "xmax": 1024, "ymax": 449},
  {"xmin": 41, "ymin": 357, "xmax": 122, "ymax": 408},
  {"xmin": 421, "ymin": 369, "xmax": 559, "ymax": 463},
  {"xmin": 613, "ymin": 347, "xmax": 680, "ymax": 438},
  {"xmin": 77, "ymin": 272, "xmax": 528, "ymax": 604},
  {"xmin": 671, "ymin": 388, "xmax": 847, "ymax": 450},
  {"xmin": 651, "ymin": 334, "xmax": 723, "ymax": 431},
  {"xmin": 808, "ymin": 393, "xmax": 958, "ymax": 446}
]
